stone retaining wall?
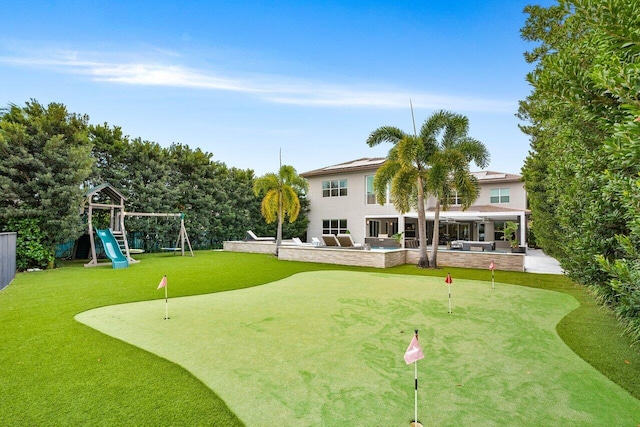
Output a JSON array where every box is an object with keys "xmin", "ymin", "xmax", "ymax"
[
  {"xmin": 406, "ymin": 249, "xmax": 524, "ymax": 272},
  {"xmin": 223, "ymin": 240, "xmax": 276, "ymax": 255},
  {"xmin": 278, "ymin": 246, "xmax": 406, "ymax": 268},
  {"xmin": 224, "ymin": 241, "xmax": 525, "ymax": 272}
]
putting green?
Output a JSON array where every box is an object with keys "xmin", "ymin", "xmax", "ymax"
[{"xmin": 76, "ymin": 271, "xmax": 640, "ymax": 426}]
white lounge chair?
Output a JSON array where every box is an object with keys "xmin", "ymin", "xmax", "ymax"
[
  {"xmin": 336, "ymin": 234, "xmax": 363, "ymax": 248},
  {"xmin": 311, "ymin": 237, "xmax": 323, "ymax": 246},
  {"xmin": 246, "ymin": 230, "xmax": 275, "ymax": 242},
  {"xmin": 322, "ymin": 234, "xmax": 340, "ymax": 246},
  {"xmin": 292, "ymin": 237, "xmax": 313, "ymax": 246}
]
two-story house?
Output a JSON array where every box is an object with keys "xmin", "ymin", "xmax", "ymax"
[{"xmin": 300, "ymin": 158, "xmax": 529, "ymax": 250}]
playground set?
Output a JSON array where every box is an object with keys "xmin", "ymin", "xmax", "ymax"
[{"xmin": 82, "ymin": 184, "xmax": 193, "ymax": 269}]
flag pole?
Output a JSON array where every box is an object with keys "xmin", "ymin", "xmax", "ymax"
[
  {"xmin": 414, "ymin": 332, "xmax": 418, "ymax": 426},
  {"xmin": 164, "ymin": 281, "xmax": 169, "ymax": 320},
  {"xmin": 489, "ymin": 260, "xmax": 496, "ymax": 290},
  {"xmin": 404, "ymin": 329, "xmax": 425, "ymax": 427},
  {"xmin": 414, "ymin": 356, "xmax": 418, "ymax": 424},
  {"xmin": 445, "ymin": 273, "xmax": 453, "ymax": 314}
]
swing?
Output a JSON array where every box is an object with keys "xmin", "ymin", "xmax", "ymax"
[{"xmin": 124, "ymin": 212, "xmax": 194, "ymax": 257}]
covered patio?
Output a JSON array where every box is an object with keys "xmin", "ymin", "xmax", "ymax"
[{"xmin": 364, "ymin": 206, "xmax": 529, "ymax": 251}]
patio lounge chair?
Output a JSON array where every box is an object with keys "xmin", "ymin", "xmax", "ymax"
[
  {"xmin": 292, "ymin": 237, "xmax": 313, "ymax": 246},
  {"xmin": 336, "ymin": 233, "xmax": 363, "ymax": 248},
  {"xmin": 311, "ymin": 237, "xmax": 323, "ymax": 246},
  {"xmin": 245, "ymin": 230, "xmax": 275, "ymax": 242},
  {"xmin": 322, "ymin": 234, "xmax": 340, "ymax": 246}
]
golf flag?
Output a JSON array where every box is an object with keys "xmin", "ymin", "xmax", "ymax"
[
  {"xmin": 404, "ymin": 333, "xmax": 425, "ymax": 364},
  {"xmin": 489, "ymin": 260, "xmax": 496, "ymax": 271},
  {"xmin": 157, "ymin": 275, "xmax": 167, "ymax": 289},
  {"xmin": 157, "ymin": 275, "xmax": 169, "ymax": 320},
  {"xmin": 445, "ymin": 273, "xmax": 453, "ymax": 314}
]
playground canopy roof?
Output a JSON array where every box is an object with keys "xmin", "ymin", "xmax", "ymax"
[{"xmin": 83, "ymin": 183, "xmax": 126, "ymax": 206}]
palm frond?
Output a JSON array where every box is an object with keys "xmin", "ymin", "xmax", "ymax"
[
  {"xmin": 366, "ymin": 126, "xmax": 407, "ymax": 147},
  {"xmin": 260, "ymin": 190, "xmax": 279, "ymax": 223}
]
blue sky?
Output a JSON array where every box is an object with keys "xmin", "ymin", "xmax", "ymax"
[{"xmin": 1, "ymin": 1, "xmax": 552, "ymax": 176}]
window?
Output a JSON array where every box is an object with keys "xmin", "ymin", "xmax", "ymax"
[
  {"xmin": 368, "ymin": 220, "xmax": 380, "ymax": 237},
  {"xmin": 322, "ymin": 219, "xmax": 348, "ymax": 235},
  {"xmin": 322, "ymin": 179, "xmax": 347, "ymax": 197},
  {"xmin": 366, "ymin": 175, "xmax": 390, "ymax": 204},
  {"xmin": 366, "ymin": 176, "xmax": 376, "ymax": 204},
  {"xmin": 494, "ymin": 221, "xmax": 505, "ymax": 241},
  {"xmin": 490, "ymin": 188, "xmax": 510, "ymax": 203},
  {"xmin": 447, "ymin": 191, "xmax": 461, "ymax": 206}
]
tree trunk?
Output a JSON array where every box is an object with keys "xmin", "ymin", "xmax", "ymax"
[
  {"xmin": 416, "ymin": 177, "xmax": 429, "ymax": 268},
  {"xmin": 276, "ymin": 195, "xmax": 283, "ymax": 256},
  {"xmin": 430, "ymin": 199, "xmax": 441, "ymax": 268}
]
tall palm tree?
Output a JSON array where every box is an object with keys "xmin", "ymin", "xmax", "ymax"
[
  {"xmin": 423, "ymin": 111, "xmax": 489, "ymax": 267},
  {"xmin": 367, "ymin": 110, "xmax": 488, "ymax": 269},
  {"xmin": 253, "ymin": 165, "xmax": 308, "ymax": 254},
  {"xmin": 367, "ymin": 128, "xmax": 434, "ymax": 268}
]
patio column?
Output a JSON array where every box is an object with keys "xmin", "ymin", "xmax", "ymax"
[
  {"xmin": 519, "ymin": 214, "xmax": 526, "ymax": 248},
  {"xmin": 398, "ymin": 216, "xmax": 405, "ymax": 248}
]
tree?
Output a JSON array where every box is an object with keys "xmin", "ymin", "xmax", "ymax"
[
  {"xmin": 253, "ymin": 165, "xmax": 308, "ymax": 253},
  {"xmin": 422, "ymin": 111, "xmax": 489, "ymax": 267},
  {"xmin": 367, "ymin": 110, "xmax": 487, "ymax": 268},
  {"xmin": 519, "ymin": 0, "xmax": 640, "ymax": 342},
  {"xmin": 0, "ymin": 100, "xmax": 94, "ymax": 268},
  {"xmin": 366, "ymin": 127, "xmax": 433, "ymax": 268}
]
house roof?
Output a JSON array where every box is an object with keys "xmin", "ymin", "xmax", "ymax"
[
  {"xmin": 300, "ymin": 158, "xmax": 387, "ymax": 177},
  {"xmin": 470, "ymin": 171, "xmax": 522, "ymax": 183},
  {"xmin": 301, "ymin": 158, "xmax": 522, "ymax": 182}
]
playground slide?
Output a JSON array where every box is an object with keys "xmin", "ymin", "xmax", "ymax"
[{"xmin": 95, "ymin": 229, "xmax": 129, "ymax": 269}]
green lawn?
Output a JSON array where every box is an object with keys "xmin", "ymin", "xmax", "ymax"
[{"xmin": 1, "ymin": 251, "xmax": 639, "ymax": 426}]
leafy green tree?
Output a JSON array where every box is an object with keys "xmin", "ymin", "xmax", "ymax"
[
  {"xmin": 519, "ymin": 0, "xmax": 640, "ymax": 342},
  {"xmin": 253, "ymin": 165, "xmax": 308, "ymax": 253},
  {"xmin": 366, "ymin": 128, "xmax": 432, "ymax": 268},
  {"xmin": 4, "ymin": 218, "xmax": 54, "ymax": 270},
  {"xmin": 423, "ymin": 111, "xmax": 489, "ymax": 267},
  {"xmin": 0, "ymin": 100, "xmax": 94, "ymax": 266}
]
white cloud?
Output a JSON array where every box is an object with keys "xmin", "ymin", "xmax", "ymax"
[{"xmin": 0, "ymin": 48, "xmax": 516, "ymax": 113}]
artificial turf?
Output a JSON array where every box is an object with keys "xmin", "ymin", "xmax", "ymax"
[
  {"xmin": 76, "ymin": 271, "xmax": 640, "ymax": 426},
  {"xmin": 0, "ymin": 251, "xmax": 639, "ymax": 426}
]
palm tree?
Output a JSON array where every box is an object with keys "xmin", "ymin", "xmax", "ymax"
[
  {"xmin": 422, "ymin": 111, "xmax": 489, "ymax": 267},
  {"xmin": 367, "ymin": 110, "xmax": 488, "ymax": 269},
  {"xmin": 367, "ymin": 128, "xmax": 434, "ymax": 268},
  {"xmin": 253, "ymin": 165, "xmax": 308, "ymax": 254}
]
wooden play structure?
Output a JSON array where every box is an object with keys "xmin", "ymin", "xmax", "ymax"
[{"xmin": 83, "ymin": 184, "xmax": 193, "ymax": 268}]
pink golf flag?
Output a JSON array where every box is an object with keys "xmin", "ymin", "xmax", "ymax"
[
  {"xmin": 157, "ymin": 276, "xmax": 167, "ymax": 290},
  {"xmin": 404, "ymin": 334, "xmax": 425, "ymax": 364},
  {"xmin": 445, "ymin": 273, "xmax": 452, "ymax": 284},
  {"xmin": 489, "ymin": 260, "xmax": 496, "ymax": 271}
]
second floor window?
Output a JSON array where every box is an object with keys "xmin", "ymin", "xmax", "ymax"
[
  {"xmin": 322, "ymin": 179, "xmax": 347, "ymax": 197},
  {"xmin": 490, "ymin": 188, "xmax": 510, "ymax": 203},
  {"xmin": 366, "ymin": 175, "xmax": 390, "ymax": 205},
  {"xmin": 447, "ymin": 191, "xmax": 461, "ymax": 206}
]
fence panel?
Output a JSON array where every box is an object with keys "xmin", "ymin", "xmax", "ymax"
[{"xmin": 0, "ymin": 232, "xmax": 17, "ymax": 290}]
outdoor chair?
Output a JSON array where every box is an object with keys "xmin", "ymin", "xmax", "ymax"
[
  {"xmin": 245, "ymin": 230, "xmax": 275, "ymax": 242},
  {"xmin": 336, "ymin": 233, "xmax": 363, "ymax": 248},
  {"xmin": 321, "ymin": 234, "xmax": 340, "ymax": 246},
  {"xmin": 292, "ymin": 237, "xmax": 313, "ymax": 246}
]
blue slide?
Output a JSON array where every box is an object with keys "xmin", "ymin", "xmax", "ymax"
[{"xmin": 95, "ymin": 229, "xmax": 129, "ymax": 269}]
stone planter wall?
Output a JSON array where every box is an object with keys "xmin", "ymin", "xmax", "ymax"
[{"xmin": 223, "ymin": 241, "xmax": 525, "ymax": 272}]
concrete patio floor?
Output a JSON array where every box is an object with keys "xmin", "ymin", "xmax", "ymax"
[{"xmin": 524, "ymin": 248, "xmax": 564, "ymax": 274}]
